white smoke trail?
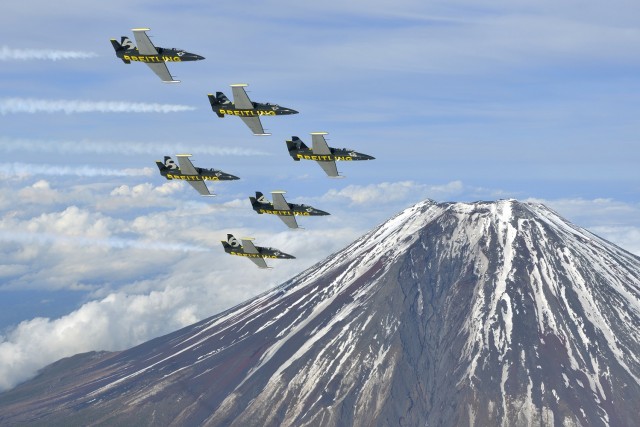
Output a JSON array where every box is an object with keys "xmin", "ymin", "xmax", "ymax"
[
  {"xmin": 0, "ymin": 46, "xmax": 98, "ymax": 61},
  {"xmin": 0, "ymin": 230, "xmax": 209, "ymax": 253},
  {"xmin": 0, "ymin": 137, "xmax": 270, "ymax": 157},
  {"xmin": 0, "ymin": 98, "xmax": 196, "ymax": 114},
  {"xmin": 1, "ymin": 163, "xmax": 154, "ymax": 178}
]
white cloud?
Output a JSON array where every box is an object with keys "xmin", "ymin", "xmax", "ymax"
[
  {"xmin": 0, "ymin": 221, "xmax": 362, "ymax": 392},
  {"xmin": 323, "ymin": 180, "xmax": 464, "ymax": 205},
  {"xmin": 0, "ymin": 46, "xmax": 97, "ymax": 61},
  {"xmin": 525, "ymin": 197, "xmax": 640, "ymax": 256},
  {"xmin": 0, "ymin": 288, "xmax": 196, "ymax": 392},
  {"xmin": 0, "ymin": 98, "xmax": 196, "ymax": 114}
]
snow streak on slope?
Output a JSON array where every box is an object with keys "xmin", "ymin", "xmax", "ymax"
[{"xmin": 457, "ymin": 201, "xmax": 640, "ymax": 426}]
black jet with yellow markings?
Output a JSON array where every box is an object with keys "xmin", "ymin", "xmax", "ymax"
[
  {"xmin": 249, "ymin": 191, "xmax": 330, "ymax": 229},
  {"xmin": 221, "ymin": 234, "xmax": 295, "ymax": 269},
  {"xmin": 286, "ymin": 132, "xmax": 375, "ymax": 178},
  {"xmin": 156, "ymin": 154, "xmax": 239, "ymax": 197},
  {"xmin": 208, "ymin": 84, "xmax": 298, "ymax": 135},
  {"xmin": 110, "ymin": 28, "xmax": 204, "ymax": 83}
]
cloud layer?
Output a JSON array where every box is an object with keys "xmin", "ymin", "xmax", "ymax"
[{"xmin": 0, "ymin": 173, "xmax": 638, "ymax": 392}]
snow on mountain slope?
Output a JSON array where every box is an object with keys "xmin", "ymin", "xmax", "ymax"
[{"xmin": 0, "ymin": 199, "xmax": 638, "ymax": 427}]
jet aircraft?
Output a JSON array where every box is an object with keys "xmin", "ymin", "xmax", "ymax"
[
  {"xmin": 208, "ymin": 84, "xmax": 298, "ymax": 135},
  {"xmin": 221, "ymin": 234, "xmax": 295, "ymax": 269},
  {"xmin": 156, "ymin": 154, "xmax": 239, "ymax": 196},
  {"xmin": 110, "ymin": 28, "xmax": 204, "ymax": 83},
  {"xmin": 249, "ymin": 191, "xmax": 330, "ymax": 229},
  {"xmin": 286, "ymin": 132, "xmax": 375, "ymax": 178}
]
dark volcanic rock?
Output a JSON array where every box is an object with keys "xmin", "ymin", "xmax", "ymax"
[{"xmin": 1, "ymin": 200, "xmax": 639, "ymax": 426}]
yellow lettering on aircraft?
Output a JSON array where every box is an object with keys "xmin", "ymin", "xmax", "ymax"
[
  {"xmin": 258, "ymin": 209, "xmax": 310, "ymax": 216},
  {"xmin": 295, "ymin": 154, "xmax": 353, "ymax": 161},
  {"xmin": 229, "ymin": 251, "xmax": 277, "ymax": 259},
  {"xmin": 165, "ymin": 174, "xmax": 220, "ymax": 181},
  {"xmin": 217, "ymin": 109, "xmax": 277, "ymax": 117},
  {"xmin": 122, "ymin": 55, "xmax": 182, "ymax": 63}
]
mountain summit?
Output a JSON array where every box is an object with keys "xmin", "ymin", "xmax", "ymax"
[{"xmin": 1, "ymin": 200, "xmax": 639, "ymax": 426}]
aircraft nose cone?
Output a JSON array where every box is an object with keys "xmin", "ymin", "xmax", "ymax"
[
  {"xmin": 195, "ymin": 54, "xmax": 205, "ymax": 60},
  {"xmin": 280, "ymin": 253, "xmax": 296, "ymax": 259},
  {"xmin": 363, "ymin": 154, "xmax": 376, "ymax": 160},
  {"xmin": 315, "ymin": 209, "xmax": 331, "ymax": 216},
  {"xmin": 219, "ymin": 172, "xmax": 240, "ymax": 181}
]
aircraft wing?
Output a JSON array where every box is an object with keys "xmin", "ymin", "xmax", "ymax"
[
  {"xmin": 231, "ymin": 84, "xmax": 254, "ymax": 109},
  {"xmin": 241, "ymin": 238, "xmax": 269, "ymax": 268},
  {"xmin": 271, "ymin": 192, "xmax": 298, "ymax": 228},
  {"xmin": 248, "ymin": 257, "xmax": 269, "ymax": 269},
  {"xmin": 146, "ymin": 62, "xmax": 178, "ymax": 83},
  {"xmin": 177, "ymin": 155, "xmax": 212, "ymax": 196},
  {"xmin": 311, "ymin": 133, "xmax": 340, "ymax": 177},
  {"xmin": 242, "ymin": 238, "xmax": 259, "ymax": 254},
  {"xmin": 277, "ymin": 214, "xmax": 298, "ymax": 229},
  {"xmin": 311, "ymin": 133, "xmax": 332, "ymax": 155},
  {"xmin": 177, "ymin": 155, "xmax": 198, "ymax": 175},
  {"xmin": 186, "ymin": 180, "xmax": 212, "ymax": 196},
  {"xmin": 132, "ymin": 29, "xmax": 158, "ymax": 55},
  {"xmin": 240, "ymin": 116, "xmax": 269, "ymax": 135},
  {"xmin": 271, "ymin": 192, "xmax": 291, "ymax": 210},
  {"xmin": 317, "ymin": 160, "xmax": 340, "ymax": 178}
]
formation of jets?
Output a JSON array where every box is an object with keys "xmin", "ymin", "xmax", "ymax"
[{"xmin": 111, "ymin": 28, "xmax": 375, "ymax": 268}]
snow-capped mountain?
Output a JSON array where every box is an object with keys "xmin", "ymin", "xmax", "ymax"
[{"xmin": 1, "ymin": 199, "xmax": 639, "ymax": 426}]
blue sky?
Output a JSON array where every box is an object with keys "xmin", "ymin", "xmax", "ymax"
[{"xmin": 0, "ymin": 0, "xmax": 639, "ymax": 391}]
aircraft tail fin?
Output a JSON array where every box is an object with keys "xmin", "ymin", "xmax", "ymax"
[
  {"xmin": 287, "ymin": 137, "xmax": 307, "ymax": 160},
  {"xmin": 120, "ymin": 36, "xmax": 135, "ymax": 50},
  {"xmin": 249, "ymin": 191, "xmax": 265, "ymax": 210},
  {"xmin": 112, "ymin": 37, "xmax": 134, "ymax": 62},
  {"xmin": 110, "ymin": 39, "xmax": 124, "ymax": 51},
  {"xmin": 227, "ymin": 234, "xmax": 240, "ymax": 247},
  {"xmin": 165, "ymin": 156, "xmax": 178, "ymax": 169},
  {"xmin": 110, "ymin": 38, "xmax": 132, "ymax": 63},
  {"xmin": 249, "ymin": 196, "xmax": 258, "ymax": 209},
  {"xmin": 156, "ymin": 156, "xmax": 179, "ymax": 175},
  {"xmin": 215, "ymin": 92, "xmax": 232, "ymax": 105},
  {"xmin": 291, "ymin": 136, "xmax": 307, "ymax": 149},
  {"xmin": 208, "ymin": 92, "xmax": 232, "ymax": 118}
]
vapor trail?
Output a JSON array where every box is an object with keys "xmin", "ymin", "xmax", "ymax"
[
  {"xmin": 0, "ymin": 46, "xmax": 98, "ymax": 61},
  {"xmin": 0, "ymin": 98, "xmax": 196, "ymax": 114},
  {"xmin": 2, "ymin": 163, "xmax": 153, "ymax": 178},
  {"xmin": 0, "ymin": 230, "xmax": 209, "ymax": 253},
  {"xmin": 0, "ymin": 137, "xmax": 270, "ymax": 157}
]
